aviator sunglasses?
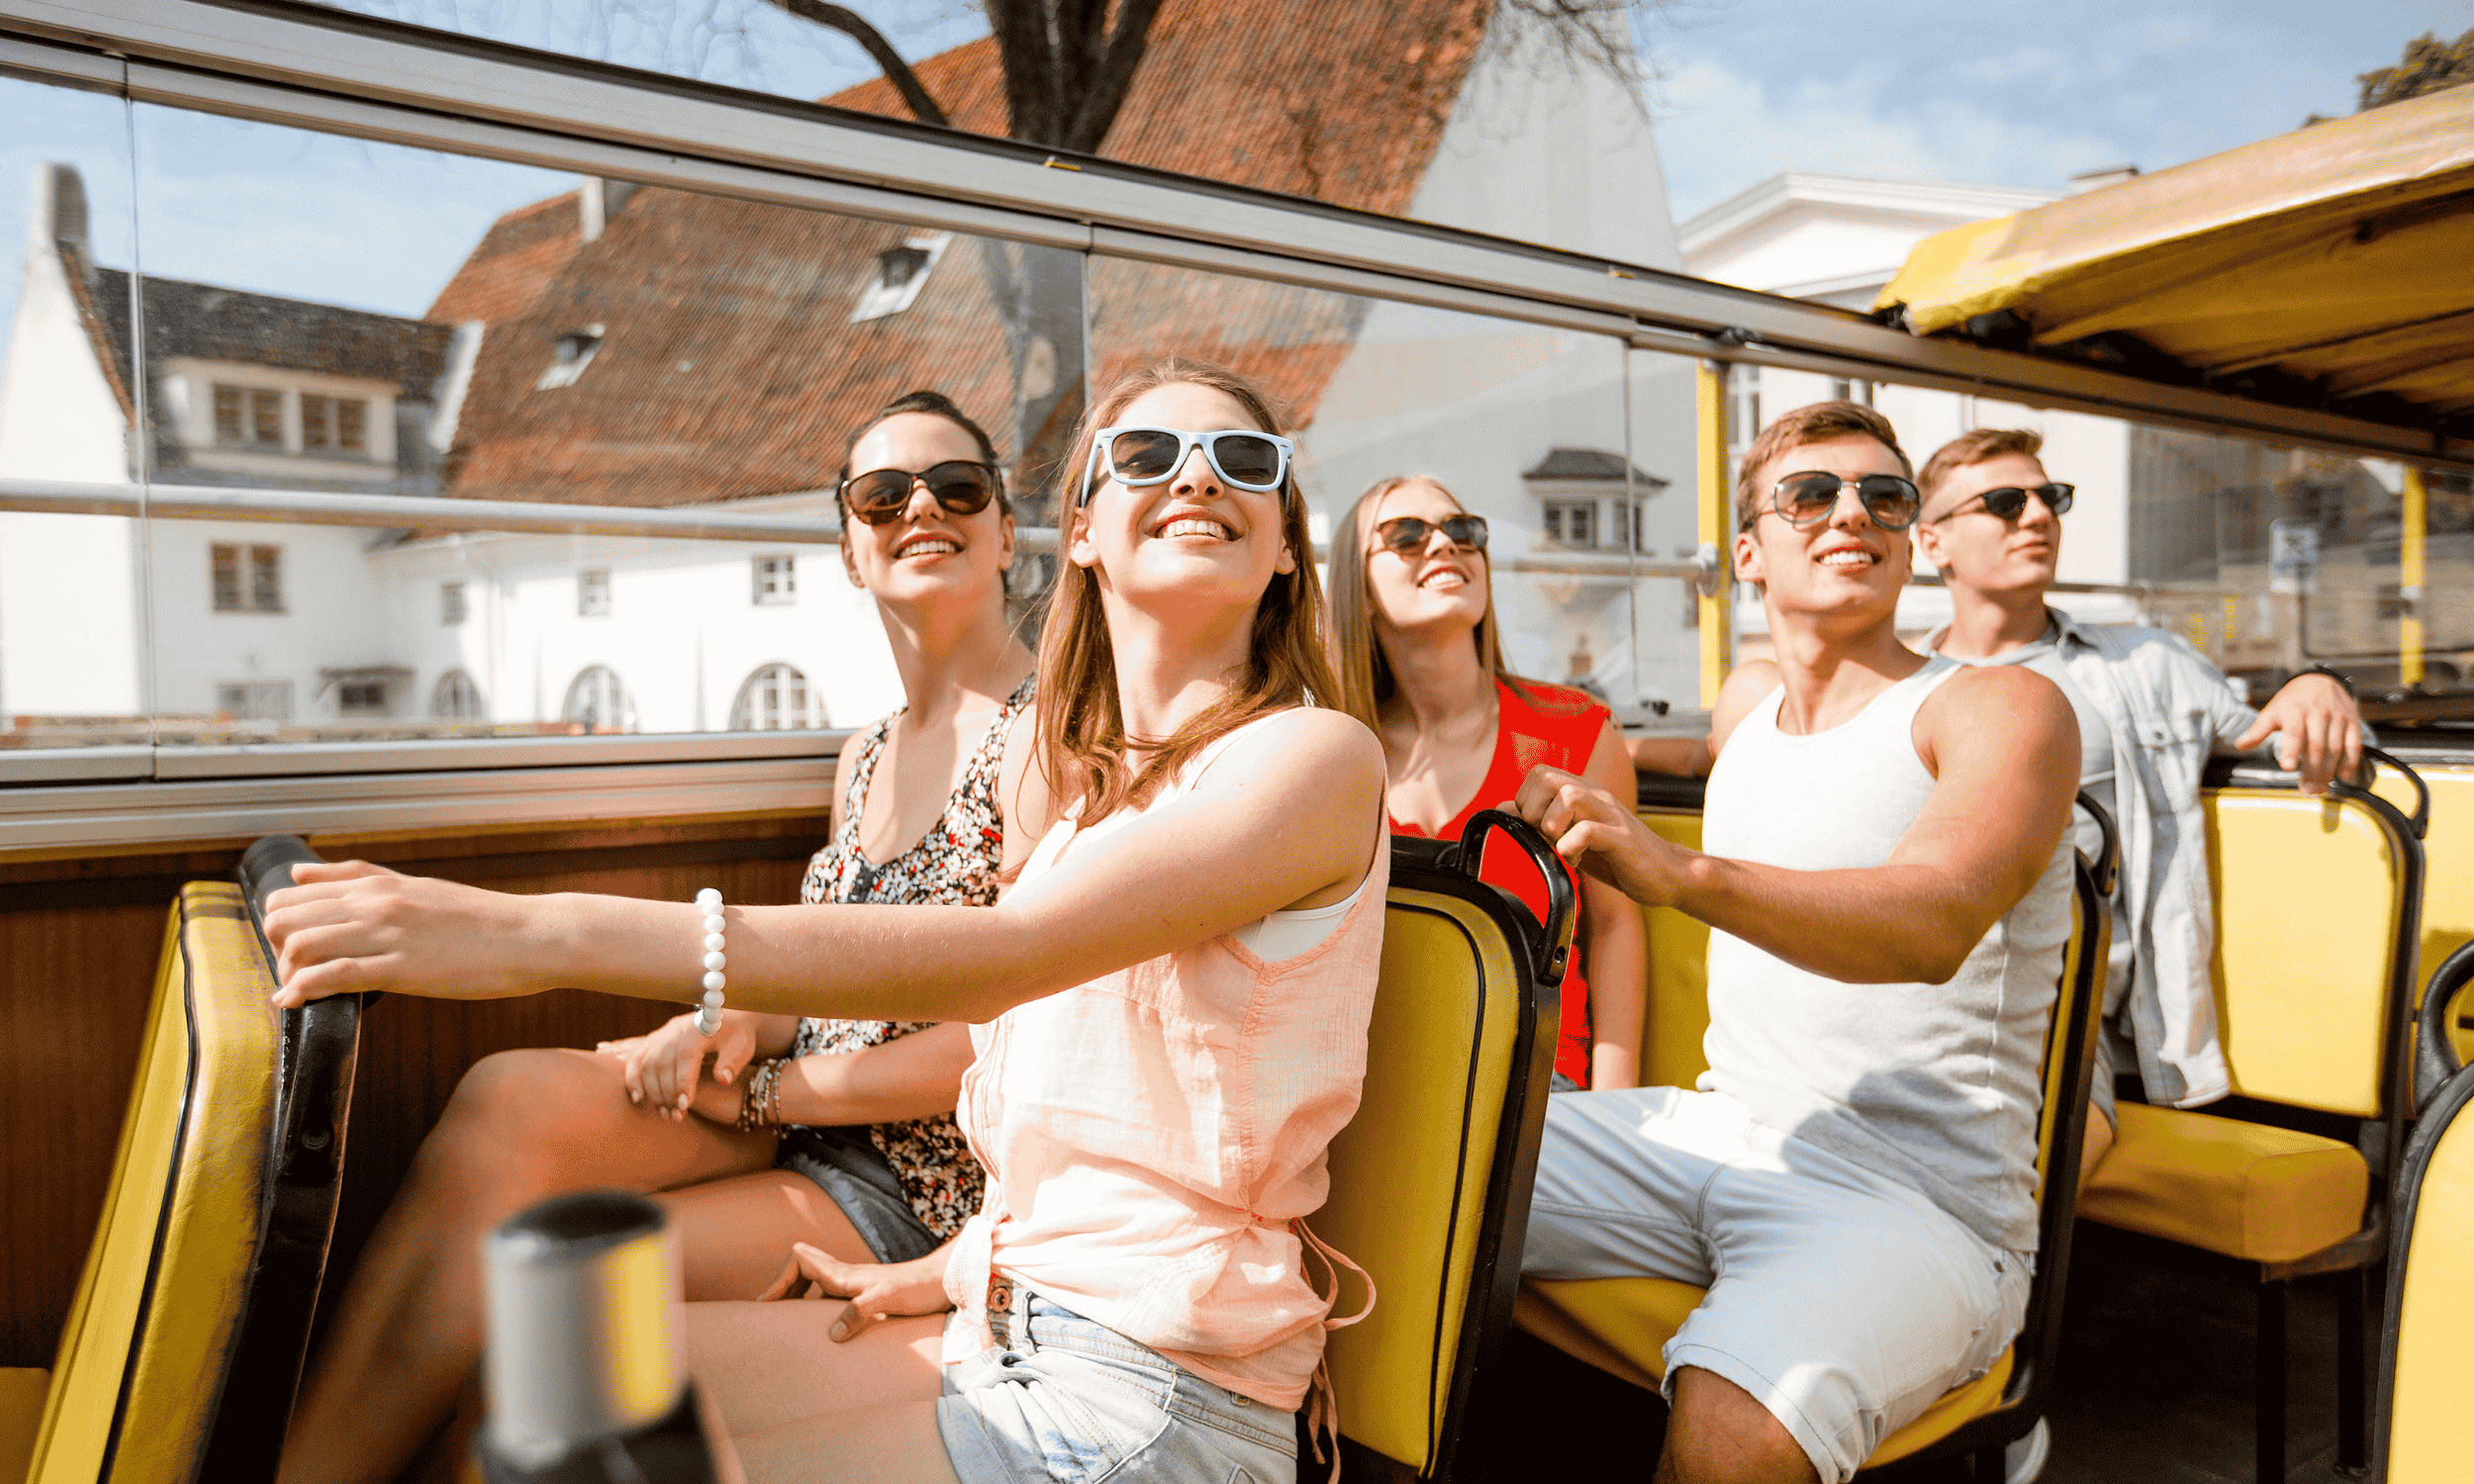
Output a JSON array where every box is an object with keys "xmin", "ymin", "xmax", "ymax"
[
  {"xmin": 1080, "ymin": 426, "xmax": 1294, "ymax": 506},
  {"xmin": 839, "ymin": 461, "xmax": 1002, "ymax": 526},
  {"xmin": 1754, "ymin": 470, "xmax": 1924, "ymax": 532},
  {"xmin": 1373, "ymin": 513, "xmax": 1489, "ymax": 556},
  {"xmin": 1936, "ymin": 483, "xmax": 2075, "ymax": 523}
]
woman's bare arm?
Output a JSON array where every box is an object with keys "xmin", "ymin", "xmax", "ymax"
[{"xmin": 265, "ymin": 709, "xmax": 1384, "ymax": 1023}]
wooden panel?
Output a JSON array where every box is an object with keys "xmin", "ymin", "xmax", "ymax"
[{"xmin": 1, "ymin": 818, "xmax": 822, "ymax": 1370}]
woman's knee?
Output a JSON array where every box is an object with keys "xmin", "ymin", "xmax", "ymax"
[{"xmin": 420, "ymin": 1049, "xmax": 626, "ymax": 1182}]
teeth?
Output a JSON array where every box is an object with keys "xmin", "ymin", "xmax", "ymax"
[
  {"xmin": 1159, "ymin": 518, "xmax": 1231, "ymax": 540},
  {"xmin": 1421, "ymin": 571, "xmax": 1466, "ymax": 589},
  {"xmin": 1819, "ymin": 550, "xmax": 1874, "ymax": 567},
  {"xmin": 902, "ymin": 539, "xmax": 959, "ymax": 556}
]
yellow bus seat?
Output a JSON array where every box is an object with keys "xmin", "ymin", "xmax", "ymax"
[
  {"xmin": 2076, "ymin": 1104, "xmax": 2366, "ymax": 1263},
  {"xmin": 1634, "ymin": 805, "xmax": 1712, "ymax": 1092},
  {"xmin": 2375, "ymin": 756, "xmax": 2474, "ymax": 1066},
  {"xmin": 23, "ymin": 836, "xmax": 367, "ymax": 1484},
  {"xmin": 0, "ymin": 1368, "xmax": 47, "ymax": 1483},
  {"xmin": 1528, "ymin": 800, "xmax": 2112, "ymax": 1476},
  {"xmin": 1324, "ymin": 816, "xmax": 1565, "ymax": 1481},
  {"xmin": 2372, "ymin": 1060, "xmax": 2474, "ymax": 1481},
  {"xmin": 2077, "ymin": 767, "xmax": 2424, "ymax": 1484}
]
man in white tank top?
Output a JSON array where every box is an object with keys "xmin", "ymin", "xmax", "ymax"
[
  {"xmin": 1505, "ymin": 402, "xmax": 2082, "ymax": 1484},
  {"xmin": 1913, "ymin": 428, "xmax": 2367, "ymax": 1178}
]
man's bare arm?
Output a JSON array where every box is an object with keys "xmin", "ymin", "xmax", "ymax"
[{"xmin": 1513, "ymin": 666, "xmax": 2078, "ymax": 984}]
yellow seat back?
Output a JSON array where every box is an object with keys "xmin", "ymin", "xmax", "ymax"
[
  {"xmin": 2372, "ymin": 1063, "xmax": 2474, "ymax": 1481},
  {"xmin": 28, "ymin": 883, "xmax": 280, "ymax": 1484},
  {"xmin": 1324, "ymin": 861, "xmax": 1558, "ymax": 1479},
  {"xmin": 2375, "ymin": 759, "xmax": 2474, "ymax": 1065},
  {"xmin": 1635, "ymin": 808, "xmax": 1713, "ymax": 1091},
  {"xmin": 2205, "ymin": 788, "xmax": 2416, "ymax": 1117}
]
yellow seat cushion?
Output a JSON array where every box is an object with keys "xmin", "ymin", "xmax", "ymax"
[
  {"xmin": 0, "ymin": 1369, "xmax": 48, "ymax": 1484},
  {"xmin": 2078, "ymin": 1103, "xmax": 2367, "ymax": 1263},
  {"xmin": 1522, "ymin": 1278, "xmax": 2016, "ymax": 1467}
]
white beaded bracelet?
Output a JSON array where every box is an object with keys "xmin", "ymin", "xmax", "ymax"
[{"xmin": 693, "ymin": 886, "xmax": 726, "ymax": 1035}]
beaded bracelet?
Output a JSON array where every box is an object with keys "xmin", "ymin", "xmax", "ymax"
[
  {"xmin": 693, "ymin": 886, "xmax": 726, "ymax": 1035},
  {"xmin": 735, "ymin": 1057, "xmax": 787, "ymax": 1132}
]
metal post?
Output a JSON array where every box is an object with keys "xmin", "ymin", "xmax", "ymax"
[
  {"xmin": 1696, "ymin": 362, "xmax": 1733, "ymax": 709},
  {"xmin": 2402, "ymin": 465, "xmax": 2427, "ymax": 688}
]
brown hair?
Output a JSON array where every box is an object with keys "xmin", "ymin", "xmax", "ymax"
[
  {"xmin": 1327, "ymin": 474, "xmax": 1527, "ymax": 728},
  {"xmin": 834, "ymin": 388, "xmax": 1007, "ymax": 524},
  {"xmin": 1032, "ymin": 359, "xmax": 1341, "ymax": 819},
  {"xmin": 1919, "ymin": 427, "xmax": 2046, "ymax": 500},
  {"xmin": 1734, "ymin": 400, "xmax": 1913, "ymax": 529}
]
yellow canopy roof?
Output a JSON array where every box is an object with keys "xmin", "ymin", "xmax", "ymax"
[{"xmin": 1876, "ymin": 83, "xmax": 2474, "ymax": 424}]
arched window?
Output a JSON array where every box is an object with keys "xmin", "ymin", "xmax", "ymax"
[
  {"xmin": 562, "ymin": 665, "xmax": 635, "ymax": 733},
  {"xmin": 431, "ymin": 669, "xmax": 486, "ymax": 720},
  {"xmin": 730, "ymin": 663, "xmax": 823, "ymax": 731}
]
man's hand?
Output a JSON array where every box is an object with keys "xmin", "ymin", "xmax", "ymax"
[
  {"xmin": 1510, "ymin": 765, "xmax": 1695, "ymax": 908},
  {"xmin": 597, "ymin": 1009, "xmax": 761, "ymax": 1122},
  {"xmin": 2236, "ymin": 672, "xmax": 2364, "ymax": 796},
  {"xmin": 759, "ymin": 1243, "xmax": 953, "ymax": 1343}
]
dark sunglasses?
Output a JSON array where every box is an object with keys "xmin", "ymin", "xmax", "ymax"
[
  {"xmin": 1373, "ymin": 513, "xmax": 1489, "ymax": 556},
  {"xmin": 839, "ymin": 461, "xmax": 1002, "ymax": 526},
  {"xmin": 1937, "ymin": 483, "xmax": 2075, "ymax": 523},
  {"xmin": 1755, "ymin": 471, "xmax": 1923, "ymax": 532},
  {"xmin": 1080, "ymin": 426, "xmax": 1294, "ymax": 505}
]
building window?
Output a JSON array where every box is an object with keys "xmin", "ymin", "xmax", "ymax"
[
  {"xmin": 213, "ymin": 383, "xmax": 285, "ymax": 447},
  {"xmin": 335, "ymin": 681, "xmax": 391, "ymax": 715},
  {"xmin": 536, "ymin": 325, "xmax": 604, "ymax": 390},
  {"xmin": 216, "ymin": 680, "xmax": 293, "ymax": 722},
  {"xmin": 441, "ymin": 581, "xmax": 468, "ymax": 626},
  {"xmin": 1727, "ymin": 364, "xmax": 1762, "ymax": 474},
  {"xmin": 1542, "ymin": 500, "xmax": 1596, "ymax": 548},
  {"xmin": 577, "ymin": 567, "xmax": 613, "ymax": 616},
  {"xmin": 752, "ymin": 554, "xmax": 797, "ymax": 605},
  {"xmin": 562, "ymin": 665, "xmax": 633, "ymax": 732},
  {"xmin": 432, "ymin": 669, "xmax": 487, "ymax": 720},
  {"xmin": 851, "ymin": 232, "xmax": 952, "ymax": 323},
  {"xmin": 300, "ymin": 393, "xmax": 369, "ymax": 452},
  {"xmin": 730, "ymin": 663, "xmax": 820, "ymax": 731},
  {"xmin": 212, "ymin": 543, "xmax": 284, "ymax": 612},
  {"xmin": 1830, "ymin": 377, "xmax": 1874, "ymax": 407}
]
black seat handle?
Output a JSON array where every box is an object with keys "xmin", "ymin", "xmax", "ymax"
[
  {"xmin": 1455, "ymin": 809, "xmax": 1577, "ymax": 989},
  {"xmin": 2416, "ymin": 940, "xmax": 2474, "ymax": 1114},
  {"xmin": 236, "ymin": 834, "xmax": 378, "ymax": 1005},
  {"xmin": 2072, "ymin": 790, "xmax": 2120, "ymax": 898},
  {"xmin": 2355, "ymin": 747, "xmax": 2429, "ymax": 840}
]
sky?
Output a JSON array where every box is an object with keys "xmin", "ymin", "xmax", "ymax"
[{"xmin": 2, "ymin": 0, "xmax": 2467, "ymax": 335}]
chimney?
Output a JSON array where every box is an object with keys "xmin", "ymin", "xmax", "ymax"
[
  {"xmin": 30, "ymin": 161, "xmax": 92, "ymax": 264},
  {"xmin": 576, "ymin": 179, "xmax": 639, "ymax": 243},
  {"xmin": 2069, "ymin": 164, "xmax": 2141, "ymax": 195}
]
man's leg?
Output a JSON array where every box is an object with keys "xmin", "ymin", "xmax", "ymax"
[{"xmin": 1662, "ymin": 1367, "xmax": 1817, "ymax": 1484}]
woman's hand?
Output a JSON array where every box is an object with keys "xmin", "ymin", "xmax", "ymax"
[
  {"xmin": 597, "ymin": 1009, "xmax": 761, "ymax": 1121},
  {"xmin": 263, "ymin": 861, "xmax": 557, "ymax": 1008},
  {"xmin": 759, "ymin": 1243, "xmax": 954, "ymax": 1343}
]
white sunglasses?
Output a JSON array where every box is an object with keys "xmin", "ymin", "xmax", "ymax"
[{"xmin": 1078, "ymin": 426, "xmax": 1294, "ymax": 506}]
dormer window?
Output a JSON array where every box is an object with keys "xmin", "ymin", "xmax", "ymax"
[
  {"xmin": 537, "ymin": 325, "xmax": 605, "ymax": 390},
  {"xmin": 214, "ymin": 384, "xmax": 285, "ymax": 447},
  {"xmin": 300, "ymin": 393, "xmax": 368, "ymax": 452},
  {"xmin": 851, "ymin": 232, "xmax": 952, "ymax": 323},
  {"xmin": 1524, "ymin": 448, "xmax": 1670, "ymax": 554}
]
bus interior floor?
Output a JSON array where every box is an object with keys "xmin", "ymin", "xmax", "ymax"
[{"xmin": 1460, "ymin": 1223, "xmax": 2359, "ymax": 1482}]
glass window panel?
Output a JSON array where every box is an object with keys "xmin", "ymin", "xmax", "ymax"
[{"xmin": 107, "ymin": 99, "xmax": 1082, "ymax": 747}]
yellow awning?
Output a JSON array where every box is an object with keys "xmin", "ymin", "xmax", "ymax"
[{"xmin": 1876, "ymin": 83, "xmax": 2474, "ymax": 421}]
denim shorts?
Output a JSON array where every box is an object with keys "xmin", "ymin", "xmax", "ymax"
[{"xmin": 935, "ymin": 1290, "xmax": 1299, "ymax": 1484}]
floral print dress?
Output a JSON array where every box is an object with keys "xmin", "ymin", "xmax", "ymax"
[{"xmin": 780, "ymin": 675, "xmax": 1032, "ymax": 1243}]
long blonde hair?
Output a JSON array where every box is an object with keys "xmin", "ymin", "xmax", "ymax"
[
  {"xmin": 1327, "ymin": 474, "xmax": 1523, "ymax": 729},
  {"xmin": 1033, "ymin": 359, "xmax": 1342, "ymax": 819}
]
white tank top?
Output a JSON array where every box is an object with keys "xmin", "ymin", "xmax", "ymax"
[{"xmin": 1700, "ymin": 656, "xmax": 2074, "ymax": 1252}]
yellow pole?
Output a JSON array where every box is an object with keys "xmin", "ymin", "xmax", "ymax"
[
  {"xmin": 1696, "ymin": 362, "xmax": 1732, "ymax": 710},
  {"xmin": 2402, "ymin": 466, "xmax": 2427, "ymax": 688}
]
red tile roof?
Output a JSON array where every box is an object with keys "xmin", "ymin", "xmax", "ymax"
[{"xmin": 428, "ymin": 0, "xmax": 1492, "ymax": 510}]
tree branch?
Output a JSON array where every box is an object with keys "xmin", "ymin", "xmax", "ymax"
[
  {"xmin": 760, "ymin": 0, "xmax": 950, "ymax": 127},
  {"xmin": 1059, "ymin": 0, "xmax": 1166, "ymax": 154}
]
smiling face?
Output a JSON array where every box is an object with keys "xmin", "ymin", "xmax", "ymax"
[
  {"xmin": 1067, "ymin": 381, "xmax": 1298, "ymax": 610},
  {"xmin": 1915, "ymin": 451, "xmax": 2063, "ymax": 597},
  {"xmin": 1361, "ymin": 478, "xmax": 1487, "ymax": 644},
  {"xmin": 840, "ymin": 412, "xmax": 1013, "ymax": 609},
  {"xmin": 1735, "ymin": 433, "xmax": 1914, "ymax": 624}
]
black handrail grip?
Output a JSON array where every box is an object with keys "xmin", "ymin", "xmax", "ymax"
[
  {"xmin": 2416, "ymin": 940, "xmax": 2474, "ymax": 1114},
  {"xmin": 2361, "ymin": 747, "xmax": 2429, "ymax": 839},
  {"xmin": 2074, "ymin": 790, "xmax": 2121, "ymax": 898},
  {"xmin": 1456, "ymin": 810, "xmax": 1576, "ymax": 989}
]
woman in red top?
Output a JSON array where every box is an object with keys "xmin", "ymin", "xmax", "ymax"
[{"xmin": 1329, "ymin": 474, "xmax": 1646, "ymax": 1089}]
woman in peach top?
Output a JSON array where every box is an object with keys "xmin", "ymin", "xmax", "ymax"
[{"xmin": 265, "ymin": 360, "xmax": 1386, "ymax": 1484}]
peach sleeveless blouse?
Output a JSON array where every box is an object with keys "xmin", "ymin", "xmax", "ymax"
[{"xmin": 942, "ymin": 712, "xmax": 1386, "ymax": 1410}]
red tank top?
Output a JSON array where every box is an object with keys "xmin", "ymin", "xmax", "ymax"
[{"xmin": 1389, "ymin": 678, "xmax": 1610, "ymax": 1084}]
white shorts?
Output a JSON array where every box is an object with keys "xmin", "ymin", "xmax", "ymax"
[{"xmin": 1521, "ymin": 1087, "xmax": 2033, "ymax": 1483}]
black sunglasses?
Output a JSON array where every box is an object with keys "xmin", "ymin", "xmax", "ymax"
[
  {"xmin": 1374, "ymin": 513, "xmax": 1489, "ymax": 556},
  {"xmin": 839, "ymin": 461, "xmax": 1002, "ymax": 526},
  {"xmin": 1756, "ymin": 471, "xmax": 1923, "ymax": 532},
  {"xmin": 1938, "ymin": 483, "xmax": 2075, "ymax": 523}
]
